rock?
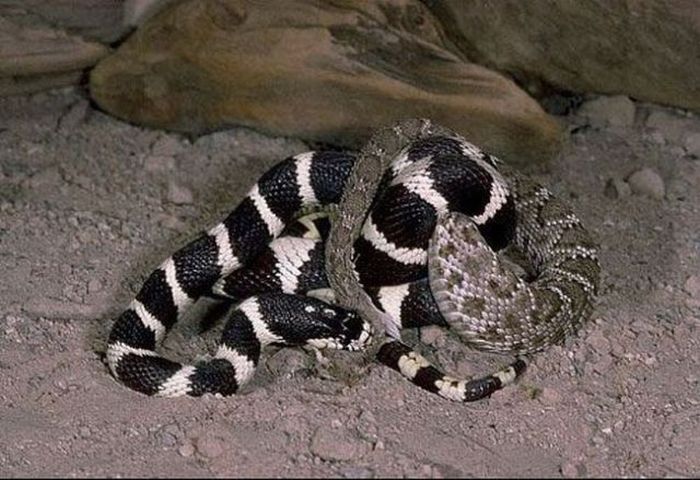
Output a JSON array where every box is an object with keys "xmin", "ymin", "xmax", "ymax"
[
  {"xmin": 604, "ymin": 178, "xmax": 631, "ymax": 199},
  {"xmin": 310, "ymin": 426, "xmax": 368, "ymax": 462},
  {"xmin": 87, "ymin": 278, "xmax": 103, "ymax": 294},
  {"xmin": 157, "ymin": 213, "xmax": 186, "ymax": 231},
  {"xmin": 166, "ymin": 180, "xmax": 193, "ymax": 204},
  {"xmin": 266, "ymin": 348, "xmax": 309, "ymax": 377},
  {"xmin": 578, "ymin": 95, "xmax": 636, "ymax": 128},
  {"xmin": 157, "ymin": 426, "xmax": 179, "ymax": 447},
  {"xmin": 626, "ymin": 168, "xmax": 665, "ymax": 199},
  {"xmin": 178, "ymin": 442, "xmax": 195, "ymax": 457},
  {"xmin": 560, "ymin": 461, "xmax": 586, "ymax": 478},
  {"xmin": 538, "ymin": 387, "xmax": 561, "ymax": 405},
  {"xmin": 592, "ymin": 353, "xmax": 614, "ymax": 375},
  {"xmin": 645, "ymin": 111, "xmax": 694, "ymax": 144},
  {"xmin": 195, "ymin": 434, "xmax": 224, "ymax": 459},
  {"xmin": 90, "ymin": 0, "xmax": 563, "ymax": 168},
  {"xmin": 586, "ymin": 330, "xmax": 611, "ymax": 355},
  {"xmin": 684, "ymin": 132, "xmax": 700, "ymax": 158},
  {"xmin": 427, "ymin": 1, "xmax": 700, "ymax": 112},
  {"xmin": 684, "ymin": 275, "xmax": 700, "ymax": 299}
]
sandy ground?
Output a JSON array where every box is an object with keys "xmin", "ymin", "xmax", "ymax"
[{"xmin": 0, "ymin": 88, "xmax": 698, "ymax": 478}]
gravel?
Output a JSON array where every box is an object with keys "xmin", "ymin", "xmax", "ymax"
[{"xmin": 626, "ymin": 167, "xmax": 666, "ymax": 199}]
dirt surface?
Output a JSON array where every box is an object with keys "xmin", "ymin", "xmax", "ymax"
[{"xmin": 1, "ymin": 88, "xmax": 698, "ymax": 478}]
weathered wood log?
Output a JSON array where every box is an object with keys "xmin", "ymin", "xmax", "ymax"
[
  {"xmin": 1, "ymin": 0, "xmax": 126, "ymax": 43},
  {"xmin": 0, "ymin": 15, "xmax": 109, "ymax": 95},
  {"xmin": 90, "ymin": 0, "xmax": 563, "ymax": 167},
  {"xmin": 0, "ymin": 71, "xmax": 83, "ymax": 97},
  {"xmin": 428, "ymin": 0, "xmax": 700, "ymax": 112}
]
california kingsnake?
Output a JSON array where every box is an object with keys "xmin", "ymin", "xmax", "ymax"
[{"xmin": 106, "ymin": 120, "xmax": 600, "ymax": 401}]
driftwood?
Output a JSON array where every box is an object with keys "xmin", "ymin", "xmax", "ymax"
[
  {"xmin": 1, "ymin": 0, "xmax": 126, "ymax": 43},
  {"xmin": 89, "ymin": 0, "xmax": 563, "ymax": 167},
  {"xmin": 0, "ymin": 15, "xmax": 109, "ymax": 96}
]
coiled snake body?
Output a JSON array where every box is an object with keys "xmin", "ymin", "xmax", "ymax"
[{"xmin": 106, "ymin": 119, "xmax": 600, "ymax": 401}]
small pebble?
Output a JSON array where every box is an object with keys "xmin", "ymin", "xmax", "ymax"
[
  {"xmin": 645, "ymin": 110, "xmax": 688, "ymax": 143},
  {"xmin": 578, "ymin": 95, "xmax": 635, "ymax": 127},
  {"xmin": 684, "ymin": 275, "xmax": 700, "ymax": 299},
  {"xmin": 87, "ymin": 278, "xmax": 102, "ymax": 294},
  {"xmin": 195, "ymin": 434, "xmax": 224, "ymax": 459},
  {"xmin": 561, "ymin": 461, "xmax": 586, "ymax": 478},
  {"xmin": 157, "ymin": 213, "xmax": 186, "ymax": 231},
  {"xmin": 57, "ymin": 99, "xmax": 90, "ymax": 134},
  {"xmin": 160, "ymin": 431, "xmax": 177, "ymax": 447},
  {"xmin": 586, "ymin": 330, "xmax": 611, "ymax": 354},
  {"xmin": 178, "ymin": 442, "xmax": 195, "ymax": 457},
  {"xmin": 684, "ymin": 132, "xmax": 700, "ymax": 157},
  {"xmin": 604, "ymin": 178, "xmax": 631, "ymax": 199},
  {"xmin": 626, "ymin": 168, "xmax": 665, "ymax": 199},
  {"xmin": 158, "ymin": 424, "xmax": 181, "ymax": 447},
  {"xmin": 167, "ymin": 181, "xmax": 193, "ymax": 205},
  {"xmin": 310, "ymin": 426, "xmax": 368, "ymax": 462},
  {"xmin": 420, "ymin": 464, "xmax": 433, "ymax": 476},
  {"xmin": 266, "ymin": 348, "xmax": 308, "ymax": 377},
  {"xmin": 538, "ymin": 387, "xmax": 562, "ymax": 405}
]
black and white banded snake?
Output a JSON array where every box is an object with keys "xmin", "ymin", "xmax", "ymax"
[{"xmin": 106, "ymin": 119, "xmax": 600, "ymax": 402}]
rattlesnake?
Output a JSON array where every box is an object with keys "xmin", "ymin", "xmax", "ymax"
[{"xmin": 106, "ymin": 119, "xmax": 600, "ymax": 401}]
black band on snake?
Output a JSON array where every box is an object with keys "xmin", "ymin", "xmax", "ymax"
[{"xmin": 106, "ymin": 119, "xmax": 600, "ymax": 402}]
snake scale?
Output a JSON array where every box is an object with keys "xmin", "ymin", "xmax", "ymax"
[{"xmin": 106, "ymin": 119, "xmax": 600, "ymax": 401}]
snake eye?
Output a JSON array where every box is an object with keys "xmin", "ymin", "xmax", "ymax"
[{"xmin": 322, "ymin": 308, "xmax": 336, "ymax": 318}]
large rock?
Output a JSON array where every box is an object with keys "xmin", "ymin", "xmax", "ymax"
[
  {"xmin": 89, "ymin": 0, "xmax": 562, "ymax": 167},
  {"xmin": 428, "ymin": 0, "xmax": 700, "ymax": 112}
]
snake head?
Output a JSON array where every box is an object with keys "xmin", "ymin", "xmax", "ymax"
[{"xmin": 302, "ymin": 300, "xmax": 372, "ymax": 352}]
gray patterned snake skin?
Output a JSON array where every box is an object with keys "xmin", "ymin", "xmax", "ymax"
[{"xmin": 106, "ymin": 118, "xmax": 600, "ymax": 401}]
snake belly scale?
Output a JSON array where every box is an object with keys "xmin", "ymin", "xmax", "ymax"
[{"xmin": 106, "ymin": 119, "xmax": 600, "ymax": 402}]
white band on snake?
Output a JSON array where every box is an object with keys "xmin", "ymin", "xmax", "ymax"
[{"xmin": 106, "ymin": 119, "xmax": 600, "ymax": 401}]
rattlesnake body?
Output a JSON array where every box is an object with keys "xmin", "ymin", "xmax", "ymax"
[{"xmin": 106, "ymin": 119, "xmax": 600, "ymax": 401}]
